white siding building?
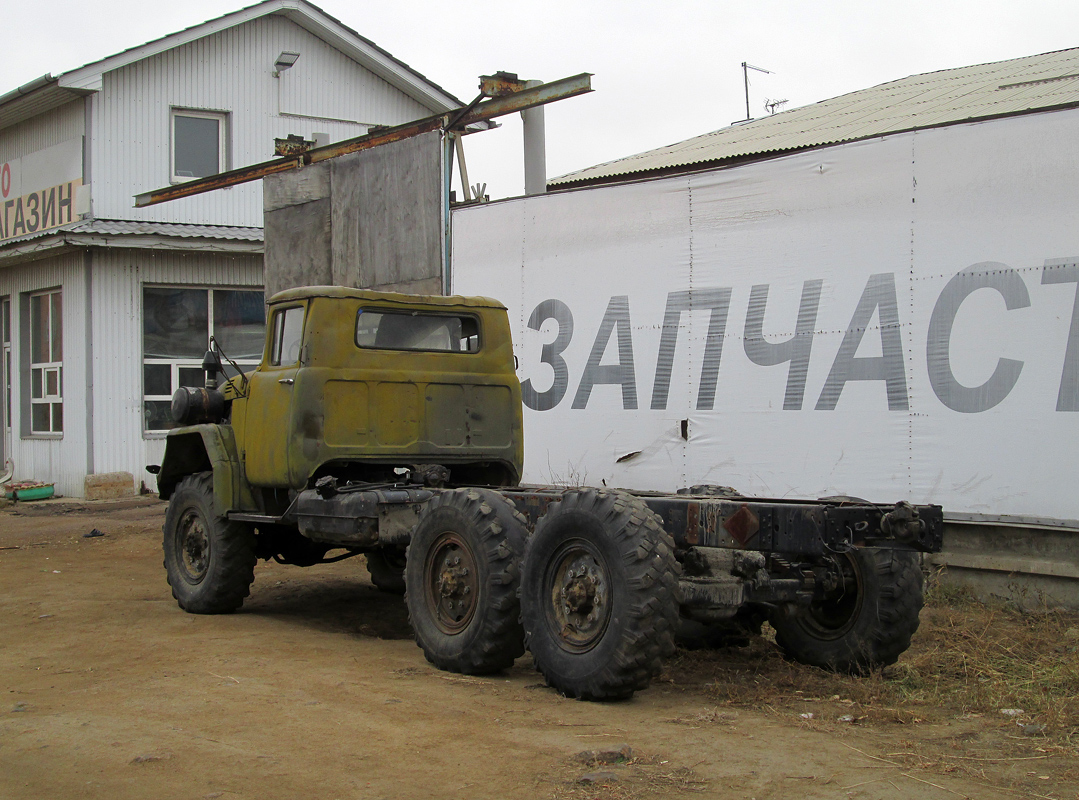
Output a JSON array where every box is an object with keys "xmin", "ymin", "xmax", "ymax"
[{"xmin": 0, "ymin": 0, "xmax": 466, "ymax": 497}]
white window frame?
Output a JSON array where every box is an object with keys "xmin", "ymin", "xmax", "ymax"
[
  {"xmin": 170, "ymin": 108, "xmax": 229, "ymax": 183},
  {"xmin": 143, "ymin": 286, "xmax": 264, "ymax": 435},
  {"xmin": 27, "ymin": 288, "xmax": 62, "ymax": 436}
]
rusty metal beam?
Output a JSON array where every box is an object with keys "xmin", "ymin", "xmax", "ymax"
[
  {"xmin": 134, "ymin": 73, "xmax": 592, "ymax": 208},
  {"xmin": 453, "ymin": 73, "xmax": 592, "ymax": 128},
  {"xmin": 135, "ymin": 117, "xmax": 447, "ymax": 207}
]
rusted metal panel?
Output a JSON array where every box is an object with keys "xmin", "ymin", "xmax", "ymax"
[
  {"xmin": 685, "ymin": 502, "xmax": 700, "ymax": 545},
  {"xmin": 275, "ymin": 135, "xmax": 315, "ymax": 156},
  {"xmin": 723, "ymin": 504, "xmax": 760, "ymax": 546},
  {"xmin": 479, "ymin": 72, "xmax": 528, "ymax": 97}
]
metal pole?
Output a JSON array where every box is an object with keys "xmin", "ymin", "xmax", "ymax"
[
  {"xmin": 454, "ymin": 134, "xmax": 471, "ymax": 202},
  {"xmin": 743, "ymin": 62, "xmax": 750, "ymax": 121},
  {"xmin": 522, "ymin": 79, "xmax": 547, "ymax": 195}
]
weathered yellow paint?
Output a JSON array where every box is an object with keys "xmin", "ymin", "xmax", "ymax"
[
  {"xmin": 157, "ymin": 424, "xmax": 256, "ymax": 515},
  {"xmin": 232, "ymin": 287, "xmax": 524, "ymax": 490},
  {"xmin": 238, "ymin": 300, "xmax": 307, "ymax": 486}
]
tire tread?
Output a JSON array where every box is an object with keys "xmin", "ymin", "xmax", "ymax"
[
  {"xmin": 163, "ymin": 472, "xmax": 256, "ymax": 614},
  {"xmin": 405, "ymin": 488, "xmax": 528, "ymax": 675},
  {"xmin": 522, "ymin": 490, "xmax": 680, "ymax": 701}
]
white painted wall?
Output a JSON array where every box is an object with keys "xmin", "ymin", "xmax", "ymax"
[
  {"xmin": 0, "ymin": 251, "xmax": 89, "ymax": 498},
  {"xmin": 91, "ymin": 14, "xmax": 433, "ymax": 226}
]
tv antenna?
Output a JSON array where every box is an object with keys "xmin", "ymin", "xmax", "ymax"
[
  {"xmin": 764, "ymin": 98, "xmax": 789, "ymax": 115},
  {"xmin": 741, "ymin": 62, "xmax": 773, "ymax": 121}
]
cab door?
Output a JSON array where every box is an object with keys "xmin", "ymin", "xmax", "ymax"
[{"xmin": 244, "ymin": 303, "xmax": 306, "ymax": 486}]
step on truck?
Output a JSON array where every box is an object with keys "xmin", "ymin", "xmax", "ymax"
[{"xmin": 152, "ymin": 286, "xmax": 943, "ymax": 700}]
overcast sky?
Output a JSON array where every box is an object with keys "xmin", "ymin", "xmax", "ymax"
[{"xmin": 6, "ymin": 0, "xmax": 1079, "ymax": 199}]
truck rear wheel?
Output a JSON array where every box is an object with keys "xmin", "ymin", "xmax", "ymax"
[
  {"xmin": 366, "ymin": 548, "xmax": 407, "ymax": 594},
  {"xmin": 769, "ymin": 547, "xmax": 923, "ymax": 672},
  {"xmin": 163, "ymin": 472, "xmax": 256, "ymax": 614},
  {"xmin": 404, "ymin": 489, "xmax": 527, "ymax": 674},
  {"xmin": 520, "ymin": 490, "xmax": 679, "ymax": 700}
]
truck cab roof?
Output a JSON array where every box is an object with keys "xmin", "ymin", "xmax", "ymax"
[{"xmin": 267, "ymin": 285, "xmax": 507, "ymax": 310}]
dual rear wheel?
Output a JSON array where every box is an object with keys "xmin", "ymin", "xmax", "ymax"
[{"xmin": 404, "ymin": 488, "xmax": 680, "ymax": 699}]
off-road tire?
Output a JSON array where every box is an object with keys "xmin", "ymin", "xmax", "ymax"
[
  {"xmin": 163, "ymin": 472, "xmax": 256, "ymax": 614},
  {"xmin": 520, "ymin": 490, "xmax": 680, "ymax": 700},
  {"xmin": 405, "ymin": 489, "xmax": 527, "ymax": 674},
  {"xmin": 770, "ymin": 547, "xmax": 923, "ymax": 672},
  {"xmin": 366, "ymin": 548, "xmax": 407, "ymax": 594}
]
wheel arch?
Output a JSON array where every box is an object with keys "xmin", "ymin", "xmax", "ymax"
[{"xmin": 157, "ymin": 425, "xmax": 252, "ymax": 516}]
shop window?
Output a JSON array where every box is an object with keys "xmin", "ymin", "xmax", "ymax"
[
  {"xmin": 172, "ymin": 109, "xmax": 228, "ymax": 181},
  {"xmin": 143, "ymin": 287, "xmax": 264, "ymax": 432},
  {"xmin": 28, "ymin": 289, "xmax": 62, "ymax": 435}
]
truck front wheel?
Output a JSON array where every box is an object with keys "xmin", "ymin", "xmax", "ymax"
[
  {"xmin": 163, "ymin": 472, "xmax": 256, "ymax": 614},
  {"xmin": 405, "ymin": 489, "xmax": 527, "ymax": 674},
  {"xmin": 769, "ymin": 548, "xmax": 923, "ymax": 672},
  {"xmin": 520, "ymin": 490, "xmax": 679, "ymax": 700}
]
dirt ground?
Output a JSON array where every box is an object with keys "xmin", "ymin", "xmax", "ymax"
[{"xmin": 2, "ymin": 497, "xmax": 1076, "ymax": 800}]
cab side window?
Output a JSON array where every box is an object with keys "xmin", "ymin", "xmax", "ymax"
[{"xmin": 269, "ymin": 306, "xmax": 304, "ymax": 366}]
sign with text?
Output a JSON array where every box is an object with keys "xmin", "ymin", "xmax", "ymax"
[
  {"xmin": 452, "ymin": 109, "xmax": 1079, "ymax": 524},
  {"xmin": 1, "ymin": 138, "xmax": 83, "ymax": 242}
]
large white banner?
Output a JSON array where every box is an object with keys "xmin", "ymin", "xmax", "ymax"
[{"xmin": 452, "ymin": 109, "xmax": 1079, "ymax": 524}]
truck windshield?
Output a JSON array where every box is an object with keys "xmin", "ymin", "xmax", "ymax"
[{"xmin": 355, "ymin": 310, "xmax": 480, "ymax": 353}]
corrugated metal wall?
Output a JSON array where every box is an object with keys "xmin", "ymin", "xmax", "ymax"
[
  {"xmin": 0, "ymin": 250, "xmax": 89, "ymax": 498},
  {"xmin": 89, "ymin": 248, "xmax": 263, "ymax": 490},
  {"xmin": 0, "ymin": 247, "xmax": 262, "ymax": 497},
  {"xmin": 93, "ymin": 13, "xmax": 432, "ymax": 226},
  {"xmin": 0, "ymin": 101, "xmax": 84, "ymax": 163}
]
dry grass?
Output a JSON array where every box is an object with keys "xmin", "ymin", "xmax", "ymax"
[
  {"xmin": 547, "ymin": 754, "xmax": 708, "ymax": 800},
  {"xmin": 664, "ymin": 578, "xmax": 1079, "ymax": 743}
]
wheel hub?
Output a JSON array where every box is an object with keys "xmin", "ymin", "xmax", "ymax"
[
  {"xmin": 804, "ymin": 554, "xmax": 863, "ymax": 638},
  {"xmin": 547, "ymin": 544, "xmax": 611, "ymax": 651},
  {"xmin": 424, "ymin": 533, "xmax": 479, "ymax": 634},
  {"xmin": 178, "ymin": 509, "xmax": 209, "ymax": 583}
]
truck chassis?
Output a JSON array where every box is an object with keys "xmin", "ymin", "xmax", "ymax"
[{"xmin": 164, "ymin": 471, "xmax": 942, "ymax": 700}]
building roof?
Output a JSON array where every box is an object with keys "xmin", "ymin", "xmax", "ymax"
[
  {"xmin": 551, "ymin": 47, "xmax": 1079, "ymax": 188},
  {"xmin": 64, "ymin": 219, "xmax": 264, "ymax": 241},
  {"xmin": 0, "ymin": 220, "xmax": 264, "ymax": 266},
  {"xmin": 0, "ymin": 0, "xmax": 468, "ymax": 130}
]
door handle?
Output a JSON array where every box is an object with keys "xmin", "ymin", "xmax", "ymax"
[{"xmin": 278, "ymin": 378, "xmax": 294, "ymax": 385}]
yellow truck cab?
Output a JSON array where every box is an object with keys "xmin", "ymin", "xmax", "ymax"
[{"xmin": 157, "ymin": 286, "xmax": 524, "ymax": 516}]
